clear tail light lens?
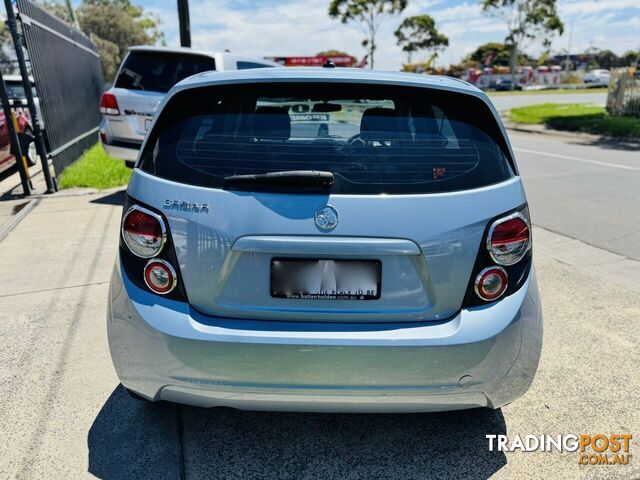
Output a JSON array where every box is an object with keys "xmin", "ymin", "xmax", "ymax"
[
  {"xmin": 121, "ymin": 205, "xmax": 166, "ymax": 258},
  {"xmin": 487, "ymin": 212, "xmax": 531, "ymax": 266},
  {"xmin": 100, "ymin": 92, "xmax": 120, "ymax": 115},
  {"xmin": 144, "ymin": 259, "xmax": 177, "ymax": 294},
  {"xmin": 475, "ymin": 266, "xmax": 508, "ymax": 301}
]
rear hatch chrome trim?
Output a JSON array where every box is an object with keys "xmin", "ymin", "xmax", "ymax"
[{"xmin": 232, "ymin": 236, "xmax": 421, "ymax": 256}]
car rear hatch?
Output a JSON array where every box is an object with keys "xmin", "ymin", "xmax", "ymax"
[
  {"xmin": 128, "ymin": 81, "xmax": 524, "ymax": 323},
  {"xmin": 108, "ymin": 50, "xmax": 217, "ymax": 143}
]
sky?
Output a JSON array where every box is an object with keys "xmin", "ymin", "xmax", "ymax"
[{"xmin": 130, "ymin": 0, "xmax": 639, "ymax": 70}]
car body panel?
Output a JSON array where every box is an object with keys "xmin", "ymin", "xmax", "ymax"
[
  {"xmin": 108, "ymin": 258, "xmax": 542, "ymax": 412},
  {"xmin": 128, "ymin": 169, "xmax": 526, "ymax": 322},
  {"xmin": 109, "ymin": 68, "xmax": 542, "ymax": 411}
]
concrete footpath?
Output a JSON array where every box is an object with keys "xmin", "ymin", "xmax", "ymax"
[{"xmin": 0, "ymin": 190, "xmax": 638, "ymax": 479}]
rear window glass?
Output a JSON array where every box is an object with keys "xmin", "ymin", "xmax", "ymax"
[
  {"xmin": 237, "ymin": 61, "xmax": 272, "ymax": 70},
  {"xmin": 115, "ymin": 51, "xmax": 215, "ymax": 93},
  {"xmin": 140, "ymin": 83, "xmax": 514, "ymax": 194}
]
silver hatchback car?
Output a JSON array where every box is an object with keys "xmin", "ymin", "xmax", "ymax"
[{"xmin": 108, "ymin": 68, "xmax": 542, "ymax": 413}]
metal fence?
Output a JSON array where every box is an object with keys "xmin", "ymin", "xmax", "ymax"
[
  {"xmin": 15, "ymin": 0, "xmax": 103, "ymax": 175},
  {"xmin": 606, "ymin": 68, "xmax": 640, "ymax": 118}
]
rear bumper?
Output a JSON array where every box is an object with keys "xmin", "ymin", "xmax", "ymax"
[
  {"xmin": 101, "ymin": 142, "xmax": 139, "ymax": 162},
  {"xmin": 107, "ymin": 258, "xmax": 542, "ymax": 412}
]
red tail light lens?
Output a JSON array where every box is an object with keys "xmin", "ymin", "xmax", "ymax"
[
  {"xmin": 487, "ymin": 212, "xmax": 530, "ymax": 266},
  {"xmin": 100, "ymin": 92, "xmax": 120, "ymax": 115},
  {"xmin": 144, "ymin": 259, "xmax": 177, "ymax": 294},
  {"xmin": 475, "ymin": 266, "xmax": 508, "ymax": 301},
  {"xmin": 122, "ymin": 206, "xmax": 166, "ymax": 258}
]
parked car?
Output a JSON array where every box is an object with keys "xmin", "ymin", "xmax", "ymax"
[
  {"xmin": 108, "ymin": 67, "xmax": 541, "ymax": 412},
  {"xmin": 0, "ymin": 104, "xmax": 37, "ymax": 174},
  {"xmin": 3, "ymin": 75, "xmax": 42, "ymax": 166},
  {"xmin": 583, "ymin": 69, "xmax": 610, "ymax": 87},
  {"xmin": 99, "ymin": 46, "xmax": 279, "ymax": 167},
  {"xmin": 494, "ymin": 78, "xmax": 523, "ymax": 91}
]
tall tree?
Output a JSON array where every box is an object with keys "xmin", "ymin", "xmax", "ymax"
[
  {"xmin": 328, "ymin": 0, "xmax": 407, "ymax": 69},
  {"xmin": 394, "ymin": 15, "xmax": 448, "ymax": 64},
  {"xmin": 77, "ymin": 0, "xmax": 164, "ymax": 81},
  {"xmin": 481, "ymin": 0, "xmax": 563, "ymax": 89}
]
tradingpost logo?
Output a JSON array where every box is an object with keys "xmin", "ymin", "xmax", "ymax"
[{"xmin": 486, "ymin": 434, "xmax": 633, "ymax": 465}]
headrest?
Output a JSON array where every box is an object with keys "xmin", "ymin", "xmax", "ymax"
[
  {"xmin": 253, "ymin": 106, "xmax": 291, "ymax": 140},
  {"xmin": 360, "ymin": 108, "xmax": 399, "ymax": 141}
]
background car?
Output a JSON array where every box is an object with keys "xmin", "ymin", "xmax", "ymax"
[
  {"xmin": 99, "ymin": 46, "xmax": 279, "ymax": 167},
  {"xmin": 494, "ymin": 78, "xmax": 523, "ymax": 91},
  {"xmin": 109, "ymin": 68, "xmax": 542, "ymax": 413},
  {"xmin": 583, "ymin": 69, "xmax": 611, "ymax": 87},
  {"xmin": 3, "ymin": 75, "xmax": 42, "ymax": 166}
]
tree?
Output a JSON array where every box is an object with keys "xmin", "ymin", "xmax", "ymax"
[
  {"xmin": 394, "ymin": 15, "xmax": 448, "ymax": 64},
  {"xmin": 466, "ymin": 42, "xmax": 532, "ymax": 66},
  {"xmin": 481, "ymin": 0, "xmax": 563, "ymax": 89},
  {"xmin": 77, "ymin": 0, "xmax": 164, "ymax": 81},
  {"xmin": 328, "ymin": 0, "xmax": 407, "ymax": 69}
]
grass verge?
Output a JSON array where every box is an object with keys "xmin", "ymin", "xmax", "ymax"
[
  {"xmin": 509, "ymin": 103, "xmax": 640, "ymax": 138},
  {"xmin": 488, "ymin": 87, "xmax": 607, "ymax": 96},
  {"xmin": 59, "ymin": 143, "xmax": 132, "ymax": 189}
]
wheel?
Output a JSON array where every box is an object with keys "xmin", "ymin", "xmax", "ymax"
[
  {"xmin": 125, "ymin": 160, "xmax": 136, "ymax": 169},
  {"xmin": 27, "ymin": 140, "xmax": 38, "ymax": 167}
]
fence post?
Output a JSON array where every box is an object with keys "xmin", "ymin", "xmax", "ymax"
[
  {"xmin": 0, "ymin": 71, "xmax": 31, "ymax": 195},
  {"xmin": 3, "ymin": 0, "xmax": 56, "ymax": 193}
]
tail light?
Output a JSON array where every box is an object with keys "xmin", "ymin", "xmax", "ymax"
[
  {"xmin": 474, "ymin": 266, "xmax": 508, "ymax": 301},
  {"xmin": 487, "ymin": 212, "xmax": 531, "ymax": 266},
  {"xmin": 99, "ymin": 131, "xmax": 108, "ymax": 145},
  {"xmin": 144, "ymin": 259, "xmax": 177, "ymax": 294},
  {"xmin": 100, "ymin": 92, "xmax": 120, "ymax": 115},
  {"xmin": 120, "ymin": 196, "xmax": 188, "ymax": 302},
  {"xmin": 121, "ymin": 205, "xmax": 166, "ymax": 258},
  {"xmin": 462, "ymin": 205, "xmax": 532, "ymax": 308}
]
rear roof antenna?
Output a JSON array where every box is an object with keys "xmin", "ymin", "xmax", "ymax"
[{"xmin": 322, "ymin": 60, "xmax": 336, "ymax": 68}]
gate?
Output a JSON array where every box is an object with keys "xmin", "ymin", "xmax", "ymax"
[{"xmin": 6, "ymin": 0, "xmax": 103, "ymax": 190}]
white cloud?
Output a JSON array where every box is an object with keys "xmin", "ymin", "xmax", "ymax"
[{"xmin": 145, "ymin": 0, "xmax": 640, "ymax": 69}]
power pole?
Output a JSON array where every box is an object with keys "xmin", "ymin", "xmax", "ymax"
[
  {"xmin": 64, "ymin": 0, "xmax": 80, "ymax": 30},
  {"xmin": 177, "ymin": 0, "xmax": 191, "ymax": 48}
]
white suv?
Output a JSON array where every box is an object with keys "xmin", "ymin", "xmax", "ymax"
[{"xmin": 99, "ymin": 46, "xmax": 278, "ymax": 166}]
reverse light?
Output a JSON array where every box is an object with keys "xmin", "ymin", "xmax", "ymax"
[
  {"xmin": 487, "ymin": 212, "xmax": 531, "ymax": 266},
  {"xmin": 474, "ymin": 266, "xmax": 508, "ymax": 301},
  {"xmin": 121, "ymin": 205, "xmax": 166, "ymax": 258},
  {"xmin": 100, "ymin": 92, "xmax": 120, "ymax": 115},
  {"xmin": 144, "ymin": 259, "xmax": 177, "ymax": 294}
]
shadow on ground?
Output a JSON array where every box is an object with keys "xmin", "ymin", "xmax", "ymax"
[
  {"xmin": 89, "ymin": 385, "xmax": 507, "ymax": 480},
  {"xmin": 90, "ymin": 189, "xmax": 126, "ymax": 206}
]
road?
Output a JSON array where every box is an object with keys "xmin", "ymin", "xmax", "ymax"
[
  {"xmin": 488, "ymin": 91, "xmax": 606, "ymax": 111},
  {"xmin": 510, "ymin": 132, "xmax": 640, "ymax": 262},
  {"xmin": 0, "ymin": 132, "xmax": 639, "ymax": 479}
]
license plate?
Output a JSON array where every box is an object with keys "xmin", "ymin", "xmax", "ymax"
[{"xmin": 270, "ymin": 258, "xmax": 381, "ymax": 300}]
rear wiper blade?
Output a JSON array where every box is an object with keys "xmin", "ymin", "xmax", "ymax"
[{"xmin": 223, "ymin": 170, "xmax": 334, "ymax": 190}]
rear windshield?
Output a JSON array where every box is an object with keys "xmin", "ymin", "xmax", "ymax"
[
  {"xmin": 140, "ymin": 83, "xmax": 514, "ymax": 194},
  {"xmin": 115, "ymin": 51, "xmax": 216, "ymax": 93}
]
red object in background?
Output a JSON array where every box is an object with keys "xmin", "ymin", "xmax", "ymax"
[
  {"xmin": 0, "ymin": 111, "xmax": 15, "ymax": 173},
  {"xmin": 265, "ymin": 55, "xmax": 358, "ymax": 67}
]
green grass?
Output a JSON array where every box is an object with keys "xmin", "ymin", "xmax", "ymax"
[
  {"xmin": 488, "ymin": 87, "xmax": 608, "ymax": 96},
  {"xmin": 509, "ymin": 103, "xmax": 640, "ymax": 138},
  {"xmin": 59, "ymin": 143, "xmax": 132, "ymax": 189}
]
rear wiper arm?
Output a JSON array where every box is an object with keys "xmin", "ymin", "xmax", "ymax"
[{"xmin": 223, "ymin": 170, "xmax": 334, "ymax": 190}]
